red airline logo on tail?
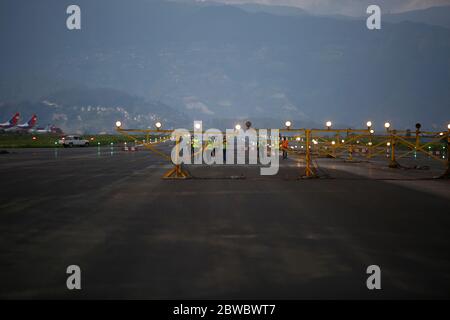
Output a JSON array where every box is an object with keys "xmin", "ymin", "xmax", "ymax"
[
  {"xmin": 28, "ymin": 115, "xmax": 37, "ymax": 126},
  {"xmin": 10, "ymin": 113, "xmax": 20, "ymax": 125},
  {"xmin": 0, "ymin": 112, "xmax": 20, "ymax": 129}
]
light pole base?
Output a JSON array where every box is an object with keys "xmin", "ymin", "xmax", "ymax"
[
  {"xmin": 389, "ymin": 161, "xmax": 400, "ymax": 169},
  {"xmin": 162, "ymin": 165, "xmax": 191, "ymax": 180}
]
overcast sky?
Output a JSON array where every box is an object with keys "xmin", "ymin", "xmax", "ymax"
[{"xmin": 198, "ymin": 0, "xmax": 450, "ymax": 16}]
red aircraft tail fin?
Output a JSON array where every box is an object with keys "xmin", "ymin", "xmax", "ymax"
[
  {"xmin": 27, "ymin": 115, "xmax": 37, "ymax": 127},
  {"xmin": 9, "ymin": 113, "xmax": 20, "ymax": 125}
]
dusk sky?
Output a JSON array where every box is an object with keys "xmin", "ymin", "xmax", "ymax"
[{"xmin": 194, "ymin": 0, "xmax": 450, "ymax": 16}]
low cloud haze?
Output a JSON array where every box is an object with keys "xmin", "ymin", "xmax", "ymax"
[{"xmin": 193, "ymin": 0, "xmax": 450, "ymax": 16}]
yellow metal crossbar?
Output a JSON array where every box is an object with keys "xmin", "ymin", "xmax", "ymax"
[{"xmin": 115, "ymin": 125, "xmax": 449, "ymax": 179}]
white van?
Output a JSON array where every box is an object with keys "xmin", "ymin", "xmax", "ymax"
[{"xmin": 59, "ymin": 135, "xmax": 89, "ymax": 147}]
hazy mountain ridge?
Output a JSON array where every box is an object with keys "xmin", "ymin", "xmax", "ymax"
[
  {"xmin": 0, "ymin": 87, "xmax": 188, "ymax": 133},
  {"xmin": 385, "ymin": 6, "xmax": 450, "ymax": 29},
  {"xmin": 235, "ymin": 3, "xmax": 307, "ymax": 16}
]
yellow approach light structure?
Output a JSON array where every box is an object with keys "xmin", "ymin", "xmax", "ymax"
[{"xmin": 116, "ymin": 120, "xmax": 450, "ymax": 180}]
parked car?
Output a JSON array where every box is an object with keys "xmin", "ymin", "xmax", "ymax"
[{"xmin": 59, "ymin": 135, "xmax": 89, "ymax": 147}]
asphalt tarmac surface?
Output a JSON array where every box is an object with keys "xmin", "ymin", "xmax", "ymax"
[{"xmin": 0, "ymin": 146, "xmax": 449, "ymax": 299}]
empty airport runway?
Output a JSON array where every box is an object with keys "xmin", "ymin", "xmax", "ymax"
[{"xmin": 0, "ymin": 146, "xmax": 449, "ymax": 299}]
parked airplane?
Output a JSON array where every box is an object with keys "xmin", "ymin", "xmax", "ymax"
[
  {"xmin": 33, "ymin": 124, "xmax": 64, "ymax": 134},
  {"xmin": 5, "ymin": 115, "xmax": 38, "ymax": 133},
  {"xmin": 0, "ymin": 113, "xmax": 20, "ymax": 131}
]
